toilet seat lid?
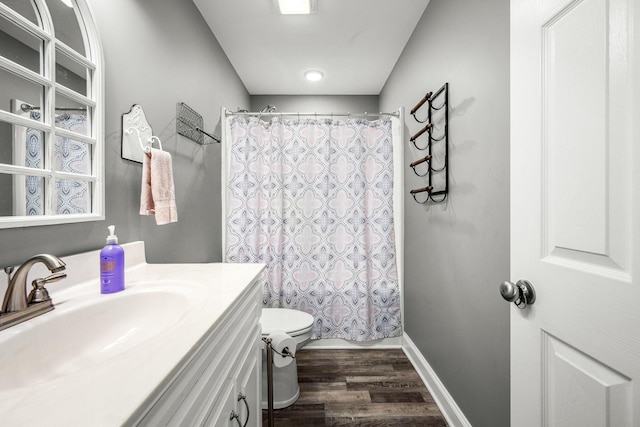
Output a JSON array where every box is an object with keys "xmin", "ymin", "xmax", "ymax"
[{"xmin": 261, "ymin": 308, "xmax": 314, "ymax": 337}]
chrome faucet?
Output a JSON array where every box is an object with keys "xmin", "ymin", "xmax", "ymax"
[{"xmin": 0, "ymin": 254, "xmax": 67, "ymax": 330}]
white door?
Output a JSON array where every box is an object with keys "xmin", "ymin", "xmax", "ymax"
[{"xmin": 510, "ymin": 0, "xmax": 640, "ymax": 425}]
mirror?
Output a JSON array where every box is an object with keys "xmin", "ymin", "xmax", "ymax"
[{"xmin": 0, "ymin": 0, "xmax": 104, "ymax": 228}]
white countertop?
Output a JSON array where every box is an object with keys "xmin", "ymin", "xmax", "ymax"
[{"xmin": 0, "ymin": 242, "xmax": 264, "ymax": 426}]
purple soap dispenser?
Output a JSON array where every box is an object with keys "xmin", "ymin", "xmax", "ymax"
[{"xmin": 100, "ymin": 225, "xmax": 125, "ymax": 294}]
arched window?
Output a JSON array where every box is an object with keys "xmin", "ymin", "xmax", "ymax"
[{"xmin": 0, "ymin": 0, "xmax": 104, "ymax": 228}]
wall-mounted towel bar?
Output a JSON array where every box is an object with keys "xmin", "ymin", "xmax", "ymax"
[{"xmin": 409, "ymin": 82, "xmax": 449, "ymax": 204}]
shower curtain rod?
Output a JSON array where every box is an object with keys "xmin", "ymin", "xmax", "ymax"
[
  {"xmin": 21, "ymin": 103, "xmax": 86, "ymax": 112},
  {"xmin": 225, "ymin": 110, "xmax": 400, "ymax": 118}
]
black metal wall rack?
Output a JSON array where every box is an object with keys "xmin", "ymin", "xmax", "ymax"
[{"xmin": 408, "ymin": 82, "xmax": 449, "ymax": 203}]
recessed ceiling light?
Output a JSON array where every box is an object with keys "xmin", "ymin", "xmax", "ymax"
[
  {"xmin": 276, "ymin": 0, "xmax": 317, "ymax": 15},
  {"xmin": 304, "ymin": 70, "xmax": 324, "ymax": 82}
]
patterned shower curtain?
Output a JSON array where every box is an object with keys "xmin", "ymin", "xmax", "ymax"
[
  {"xmin": 225, "ymin": 116, "xmax": 402, "ymax": 341},
  {"xmin": 24, "ymin": 112, "xmax": 89, "ymax": 215}
]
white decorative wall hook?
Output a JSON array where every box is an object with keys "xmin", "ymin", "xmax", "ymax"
[
  {"xmin": 121, "ymin": 104, "xmax": 159, "ymax": 163},
  {"xmin": 125, "ymin": 127, "xmax": 163, "ymax": 153}
]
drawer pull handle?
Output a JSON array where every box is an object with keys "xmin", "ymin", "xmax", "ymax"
[{"xmin": 238, "ymin": 393, "xmax": 250, "ymax": 427}]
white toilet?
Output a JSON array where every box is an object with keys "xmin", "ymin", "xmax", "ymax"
[{"xmin": 260, "ymin": 308, "xmax": 314, "ymax": 409}]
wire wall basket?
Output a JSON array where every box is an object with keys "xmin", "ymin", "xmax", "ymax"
[{"xmin": 176, "ymin": 102, "xmax": 220, "ymax": 145}]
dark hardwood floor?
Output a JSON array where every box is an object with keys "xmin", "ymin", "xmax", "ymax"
[{"xmin": 262, "ymin": 349, "xmax": 449, "ymax": 426}]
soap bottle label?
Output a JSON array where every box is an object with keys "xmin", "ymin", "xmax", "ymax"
[{"xmin": 101, "ymin": 260, "xmax": 115, "ymax": 271}]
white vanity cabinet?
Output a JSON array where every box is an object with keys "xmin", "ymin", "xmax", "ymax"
[
  {"xmin": 0, "ymin": 243, "xmax": 265, "ymax": 427},
  {"xmin": 134, "ymin": 277, "xmax": 263, "ymax": 427}
]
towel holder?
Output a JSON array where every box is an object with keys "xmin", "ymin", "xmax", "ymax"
[
  {"xmin": 408, "ymin": 82, "xmax": 449, "ymax": 204},
  {"xmin": 125, "ymin": 127, "xmax": 163, "ymax": 153},
  {"xmin": 122, "ymin": 104, "xmax": 161, "ymax": 163}
]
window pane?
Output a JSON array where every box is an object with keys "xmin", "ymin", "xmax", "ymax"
[
  {"xmin": 0, "ymin": 173, "xmax": 46, "ymax": 216},
  {"xmin": 23, "ymin": 174, "xmax": 45, "ymax": 215},
  {"xmin": 0, "ymin": 69, "xmax": 45, "ymax": 121},
  {"xmin": 44, "ymin": 0, "xmax": 85, "ymax": 55},
  {"xmin": 54, "ymin": 94, "xmax": 88, "ymax": 135},
  {"xmin": 0, "ymin": 0, "xmax": 39, "ymax": 26},
  {"xmin": 56, "ymin": 48, "xmax": 88, "ymax": 96},
  {"xmin": 54, "ymin": 136, "xmax": 90, "ymax": 175},
  {"xmin": 55, "ymin": 177, "xmax": 89, "ymax": 214},
  {"xmin": 0, "ymin": 14, "xmax": 43, "ymax": 73},
  {"xmin": 0, "ymin": 172, "xmax": 11, "ymax": 215},
  {"xmin": 0, "ymin": 118, "xmax": 46, "ymax": 168}
]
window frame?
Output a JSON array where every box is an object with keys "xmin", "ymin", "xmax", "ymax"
[{"xmin": 0, "ymin": 0, "xmax": 104, "ymax": 228}]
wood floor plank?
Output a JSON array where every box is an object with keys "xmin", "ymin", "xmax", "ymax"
[
  {"xmin": 325, "ymin": 416, "xmax": 448, "ymax": 427},
  {"xmin": 299, "ymin": 381, "xmax": 348, "ymax": 393},
  {"xmin": 299, "ymin": 364, "xmax": 396, "ymax": 378},
  {"xmin": 295, "ymin": 390, "xmax": 371, "ymax": 405},
  {"xmin": 325, "ymin": 402, "xmax": 445, "ymax": 418},
  {"xmin": 345, "ymin": 371, "xmax": 424, "ymax": 384},
  {"xmin": 368, "ymin": 390, "xmax": 426, "ymax": 403},
  {"xmin": 347, "ymin": 379, "xmax": 428, "ymax": 391}
]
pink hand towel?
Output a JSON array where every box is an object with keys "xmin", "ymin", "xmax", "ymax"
[{"xmin": 140, "ymin": 148, "xmax": 178, "ymax": 225}]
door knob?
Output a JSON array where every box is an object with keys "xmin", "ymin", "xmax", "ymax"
[{"xmin": 500, "ymin": 279, "xmax": 536, "ymax": 309}]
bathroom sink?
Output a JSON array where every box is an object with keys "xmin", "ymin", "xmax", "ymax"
[
  {"xmin": 0, "ymin": 281, "xmax": 199, "ymax": 391},
  {"xmin": 0, "ymin": 242, "xmax": 266, "ymax": 427}
]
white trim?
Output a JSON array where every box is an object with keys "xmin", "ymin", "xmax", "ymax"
[
  {"xmin": 0, "ymin": 164, "xmax": 51, "ymax": 176},
  {"xmin": 0, "ymin": 56, "xmax": 53, "ymax": 88},
  {"xmin": 403, "ymin": 333, "xmax": 472, "ymax": 427},
  {"xmin": 305, "ymin": 336, "xmax": 403, "ymax": 349},
  {"xmin": 0, "ymin": 110, "xmax": 54, "ymax": 132},
  {"xmin": 82, "ymin": 0, "xmax": 105, "ymax": 221},
  {"xmin": 220, "ymin": 107, "xmax": 231, "ymax": 262},
  {"xmin": 53, "ymin": 127, "xmax": 96, "ymax": 146},
  {"xmin": 0, "ymin": 213, "xmax": 103, "ymax": 229}
]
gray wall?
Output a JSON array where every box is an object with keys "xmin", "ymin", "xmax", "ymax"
[
  {"xmin": 0, "ymin": 0, "xmax": 249, "ymax": 267},
  {"xmin": 380, "ymin": 0, "xmax": 510, "ymax": 426},
  {"xmin": 250, "ymin": 95, "xmax": 378, "ymax": 115}
]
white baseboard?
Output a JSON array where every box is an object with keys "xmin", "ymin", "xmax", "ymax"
[
  {"xmin": 304, "ymin": 336, "xmax": 403, "ymax": 349},
  {"xmin": 402, "ymin": 333, "xmax": 472, "ymax": 427}
]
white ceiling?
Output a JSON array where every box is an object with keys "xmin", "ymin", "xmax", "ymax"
[{"xmin": 193, "ymin": 0, "xmax": 430, "ymax": 95}]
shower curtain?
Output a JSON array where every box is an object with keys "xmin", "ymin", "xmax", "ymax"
[
  {"xmin": 15, "ymin": 111, "xmax": 89, "ymax": 215},
  {"xmin": 224, "ymin": 115, "xmax": 402, "ymax": 341}
]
